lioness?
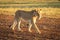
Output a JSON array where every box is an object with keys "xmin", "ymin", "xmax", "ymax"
[{"xmin": 11, "ymin": 9, "xmax": 41, "ymax": 34}]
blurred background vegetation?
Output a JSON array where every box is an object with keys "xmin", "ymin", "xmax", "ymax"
[
  {"xmin": 0, "ymin": 0, "xmax": 60, "ymax": 18},
  {"xmin": 0, "ymin": 0, "xmax": 60, "ymax": 8}
]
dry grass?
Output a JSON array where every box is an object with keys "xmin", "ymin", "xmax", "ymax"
[
  {"xmin": 0, "ymin": 8, "xmax": 60, "ymax": 18},
  {"xmin": 0, "ymin": 0, "xmax": 59, "ymax": 3},
  {"xmin": 0, "ymin": 14, "xmax": 60, "ymax": 40}
]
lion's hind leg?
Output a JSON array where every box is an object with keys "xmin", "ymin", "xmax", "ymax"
[{"xmin": 10, "ymin": 20, "xmax": 17, "ymax": 30}]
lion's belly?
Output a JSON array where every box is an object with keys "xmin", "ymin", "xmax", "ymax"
[{"xmin": 19, "ymin": 17, "xmax": 31, "ymax": 22}]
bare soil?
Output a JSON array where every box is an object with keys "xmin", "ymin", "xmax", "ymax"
[{"xmin": 0, "ymin": 14, "xmax": 60, "ymax": 40}]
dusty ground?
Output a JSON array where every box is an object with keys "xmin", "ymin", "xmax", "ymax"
[{"xmin": 0, "ymin": 14, "xmax": 60, "ymax": 40}]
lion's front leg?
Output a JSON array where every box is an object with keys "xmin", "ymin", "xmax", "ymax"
[
  {"xmin": 28, "ymin": 20, "xmax": 32, "ymax": 32},
  {"xmin": 32, "ymin": 17, "xmax": 41, "ymax": 34}
]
